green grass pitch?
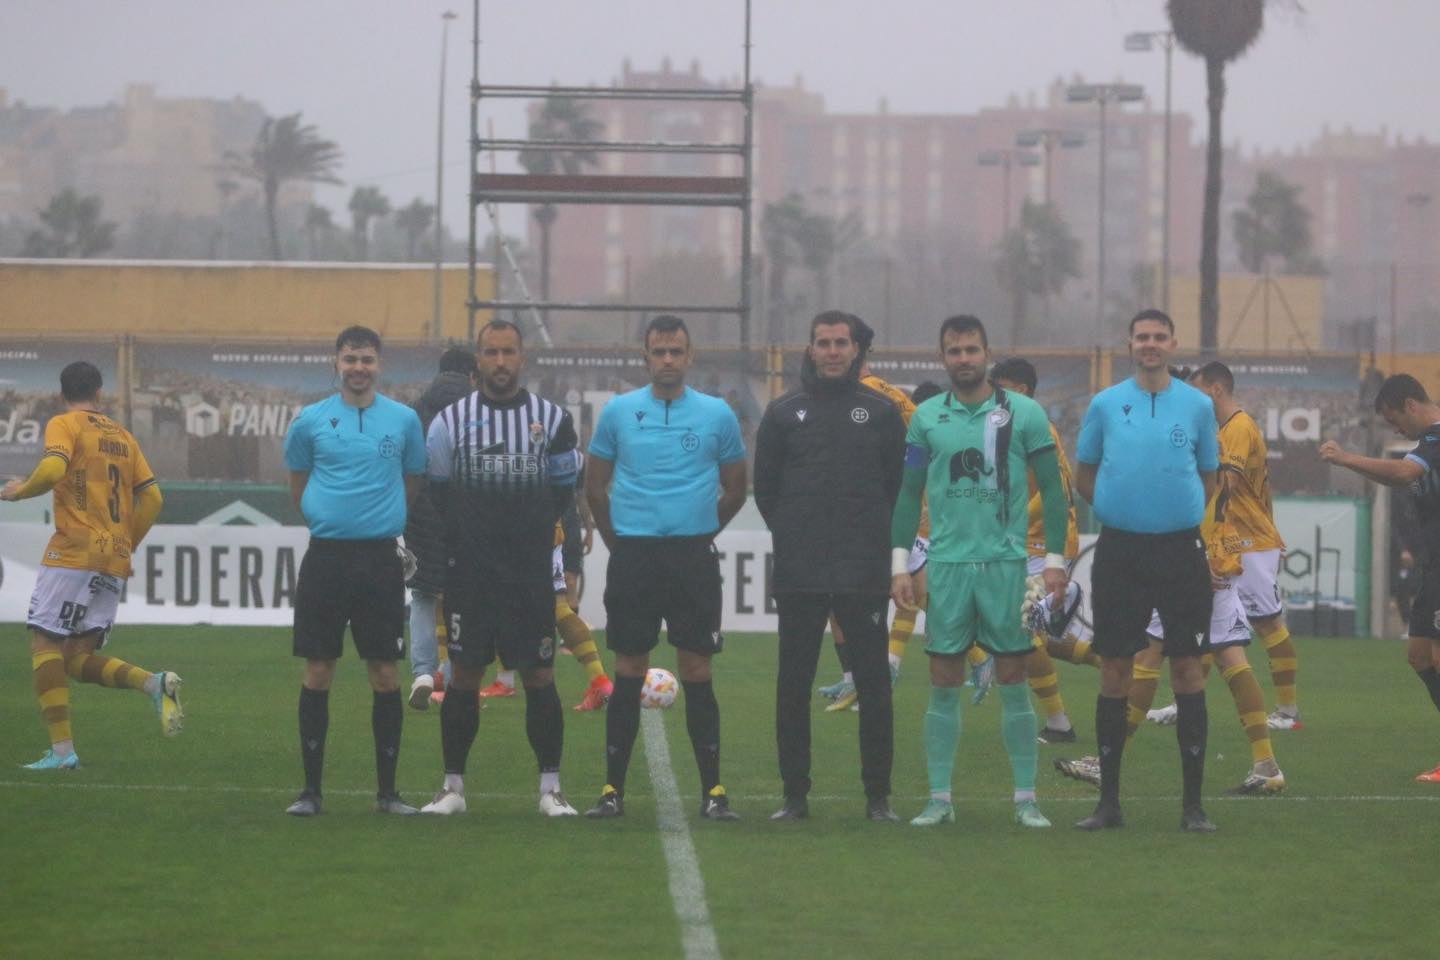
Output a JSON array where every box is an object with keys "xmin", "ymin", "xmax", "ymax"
[{"xmin": 2, "ymin": 624, "xmax": 1436, "ymax": 959}]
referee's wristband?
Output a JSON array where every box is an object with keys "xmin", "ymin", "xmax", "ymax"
[
  {"xmin": 891, "ymin": 548, "xmax": 911, "ymax": 577},
  {"xmin": 1043, "ymin": 552, "xmax": 1066, "ymax": 571}
]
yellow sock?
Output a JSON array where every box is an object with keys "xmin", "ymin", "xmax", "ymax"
[
  {"xmin": 889, "ymin": 605, "xmax": 918, "ymax": 661},
  {"xmin": 1127, "ymin": 664, "xmax": 1162, "ymax": 741},
  {"xmin": 65, "ymin": 652, "xmax": 151, "ymax": 691},
  {"xmin": 1222, "ymin": 661, "xmax": 1274, "ymax": 765},
  {"xmin": 967, "ymin": 645, "xmax": 989, "ymax": 667},
  {"xmin": 556, "ymin": 595, "xmax": 606, "ymax": 681},
  {"xmin": 33, "ymin": 650, "xmax": 72, "ymax": 746},
  {"xmin": 1201, "ymin": 653, "xmax": 1214, "ymax": 679},
  {"xmin": 1026, "ymin": 645, "xmax": 1066, "ymax": 722},
  {"xmin": 1048, "ymin": 634, "xmax": 1101, "ymax": 668},
  {"xmin": 1259, "ymin": 621, "xmax": 1298, "ymax": 709}
]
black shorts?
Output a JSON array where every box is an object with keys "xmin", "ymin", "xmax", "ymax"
[
  {"xmin": 604, "ymin": 536, "xmax": 723, "ymax": 657},
  {"xmin": 443, "ymin": 568, "xmax": 556, "ymax": 671},
  {"xmin": 293, "ymin": 538, "xmax": 406, "ymax": 661},
  {"xmin": 1409, "ymin": 561, "xmax": 1440, "ymax": 640},
  {"xmin": 1091, "ymin": 526, "xmax": 1212, "ymax": 660}
]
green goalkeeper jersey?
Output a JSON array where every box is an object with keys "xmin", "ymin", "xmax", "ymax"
[{"xmin": 904, "ymin": 387, "xmax": 1055, "ymax": 563}]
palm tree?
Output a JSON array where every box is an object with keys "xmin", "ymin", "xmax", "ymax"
[
  {"xmin": 793, "ymin": 208, "xmax": 862, "ymax": 312},
  {"xmin": 348, "ymin": 187, "xmax": 391, "ymax": 261},
  {"xmin": 517, "ymin": 96, "xmax": 602, "ymax": 317},
  {"xmin": 994, "ymin": 199, "xmax": 1082, "ymax": 343},
  {"xmin": 761, "ymin": 194, "xmax": 809, "ymax": 343},
  {"xmin": 22, "ymin": 189, "xmax": 117, "ymax": 258},
  {"xmin": 1168, "ymin": 0, "xmax": 1265, "ymax": 352},
  {"xmin": 303, "ymin": 204, "xmax": 334, "ymax": 261},
  {"xmin": 224, "ymin": 113, "xmax": 343, "ymax": 261},
  {"xmin": 393, "ymin": 198, "xmax": 436, "ymax": 261}
]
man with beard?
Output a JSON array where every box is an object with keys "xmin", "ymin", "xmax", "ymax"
[
  {"xmin": 891, "ymin": 315, "xmax": 1070, "ymax": 829},
  {"xmin": 282, "ymin": 325, "xmax": 428, "ymax": 816},
  {"xmin": 755, "ymin": 310, "xmax": 906, "ymax": 821}
]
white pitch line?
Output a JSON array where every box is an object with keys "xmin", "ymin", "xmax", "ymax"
[{"xmin": 641, "ymin": 709, "xmax": 723, "ymax": 960}]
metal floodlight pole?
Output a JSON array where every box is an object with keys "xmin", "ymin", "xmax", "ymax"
[
  {"xmin": 1068, "ymin": 82, "xmax": 1144, "ymax": 344},
  {"xmin": 740, "ymin": 0, "xmax": 754, "ymax": 377},
  {"xmin": 466, "ymin": 0, "xmax": 480, "ymax": 343},
  {"xmin": 1126, "ymin": 30, "xmax": 1175, "ymax": 312},
  {"xmin": 1016, "ymin": 128, "xmax": 1085, "ymax": 208},
  {"xmin": 432, "ymin": 10, "xmax": 457, "ymax": 341},
  {"xmin": 977, "ymin": 148, "xmax": 1040, "ymax": 234}
]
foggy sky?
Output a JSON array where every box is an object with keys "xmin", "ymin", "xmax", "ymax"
[{"xmin": 4, "ymin": 0, "xmax": 1437, "ymax": 239}]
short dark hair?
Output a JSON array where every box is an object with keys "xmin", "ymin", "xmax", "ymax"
[
  {"xmin": 809, "ymin": 310, "xmax": 864, "ymax": 345},
  {"xmin": 478, "ymin": 319, "xmax": 524, "ymax": 348},
  {"xmin": 1190, "ymin": 360, "xmax": 1234, "ymax": 393},
  {"xmin": 938, "ymin": 314, "xmax": 988, "ymax": 351},
  {"xmin": 910, "ymin": 381, "xmax": 944, "ymax": 404},
  {"xmin": 438, "ymin": 346, "xmax": 477, "ymax": 376},
  {"xmin": 335, "ymin": 325, "xmax": 382, "ymax": 353},
  {"xmin": 1375, "ymin": 373, "xmax": 1430, "ymax": 413},
  {"xmin": 989, "ymin": 356, "xmax": 1038, "ymax": 395},
  {"xmin": 1129, "ymin": 308, "xmax": 1174, "ymax": 336},
  {"xmin": 644, "ymin": 314, "xmax": 690, "ymax": 349},
  {"xmin": 852, "ymin": 317, "xmax": 876, "ymax": 355},
  {"xmin": 59, "ymin": 361, "xmax": 102, "ymax": 402}
]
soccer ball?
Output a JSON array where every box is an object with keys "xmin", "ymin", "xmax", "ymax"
[{"xmin": 641, "ymin": 668, "xmax": 678, "ymax": 709}]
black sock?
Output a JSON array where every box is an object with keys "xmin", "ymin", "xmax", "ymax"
[
  {"xmin": 681, "ymin": 679, "xmax": 721, "ymax": 796},
  {"xmin": 372, "ymin": 689, "xmax": 403, "ymax": 797},
  {"xmin": 298, "ymin": 686, "xmax": 329, "ymax": 795},
  {"xmin": 440, "ymin": 684, "xmax": 480, "ymax": 776},
  {"xmin": 1418, "ymin": 667, "xmax": 1440, "ymax": 712},
  {"xmin": 1095, "ymin": 694, "xmax": 1128, "ymax": 807},
  {"xmin": 1175, "ymin": 690, "xmax": 1208, "ymax": 810},
  {"xmin": 524, "ymin": 682, "xmax": 564, "ymax": 775},
  {"xmin": 605, "ymin": 675, "xmax": 645, "ymax": 793},
  {"xmin": 834, "ymin": 639, "xmax": 852, "ymax": 675}
]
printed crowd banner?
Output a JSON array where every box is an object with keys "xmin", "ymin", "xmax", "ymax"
[{"xmin": 0, "ymin": 339, "xmax": 121, "ymax": 478}]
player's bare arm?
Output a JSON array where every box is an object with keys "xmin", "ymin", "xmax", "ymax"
[
  {"xmin": 289, "ymin": 470, "xmax": 309, "ymax": 514},
  {"xmin": 1320, "ymin": 441, "xmax": 1424, "ymax": 487},
  {"xmin": 585, "ymin": 454, "xmax": 617, "ymax": 549},
  {"xmin": 716, "ymin": 459, "xmax": 747, "ymax": 533},
  {"xmin": 1074, "ymin": 461, "xmax": 1097, "ymax": 504}
]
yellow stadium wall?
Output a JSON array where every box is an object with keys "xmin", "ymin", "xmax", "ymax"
[
  {"xmin": 1167, "ymin": 273, "xmax": 1325, "ymax": 353},
  {"xmin": 0, "ymin": 260, "xmax": 493, "ymax": 341}
]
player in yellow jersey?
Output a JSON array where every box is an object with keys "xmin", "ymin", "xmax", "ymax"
[
  {"xmin": 1, "ymin": 362, "xmax": 183, "ymax": 770},
  {"xmin": 990, "ymin": 358, "xmax": 1096, "ymax": 744}
]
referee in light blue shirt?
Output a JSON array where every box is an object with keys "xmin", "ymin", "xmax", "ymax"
[
  {"xmin": 281, "ymin": 325, "xmax": 427, "ymax": 817},
  {"xmin": 1070, "ymin": 308, "xmax": 1219, "ymax": 834},
  {"xmin": 583, "ymin": 314, "xmax": 749, "ymax": 820}
]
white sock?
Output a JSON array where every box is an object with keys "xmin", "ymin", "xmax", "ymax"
[
  {"xmin": 1049, "ymin": 713, "xmax": 1072, "ymax": 732},
  {"xmin": 843, "ymin": 671, "xmax": 853, "ymax": 684},
  {"xmin": 888, "ymin": 653, "xmax": 901, "ymax": 670},
  {"xmin": 53, "ymin": 739, "xmax": 75, "ymax": 758},
  {"xmin": 539, "ymin": 771, "xmax": 560, "ymax": 795},
  {"xmin": 1014, "ymin": 789, "xmax": 1036, "ymax": 804},
  {"xmin": 498, "ymin": 670, "xmax": 516, "ymax": 689},
  {"xmin": 143, "ymin": 673, "xmax": 160, "ymax": 695},
  {"xmin": 444, "ymin": 773, "xmax": 464, "ymax": 794},
  {"xmin": 931, "ymin": 790, "xmax": 952, "ymax": 803}
]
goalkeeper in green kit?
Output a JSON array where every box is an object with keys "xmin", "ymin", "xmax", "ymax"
[{"xmin": 890, "ymin": 315, "xmax": 1071, "ymax": 828}]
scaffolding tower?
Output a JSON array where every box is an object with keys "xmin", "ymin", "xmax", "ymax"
[{"xmin": 465, "ymin": 0, "xmax": 755, "ymax": 367}]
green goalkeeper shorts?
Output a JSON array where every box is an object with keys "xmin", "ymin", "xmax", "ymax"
[{"xmin": 923, "ymin": 558, "xmax": 1030, "ymax": 657}]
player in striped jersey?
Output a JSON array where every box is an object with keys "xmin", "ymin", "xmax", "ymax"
[
  {"xmin": 2, "ymin": 361, "xmax": 181, "ymax": 770},
  {"xmin": 419, "ymin": 321, "xmax": 581, "ymax": 817}
]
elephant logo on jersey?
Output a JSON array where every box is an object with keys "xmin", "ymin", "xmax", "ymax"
[
  {"xmin": 949, "ymin": 448, "xmax": 993, "ymax": 484},
  {"xmin": 681, "ymin": 432, "xmax": 700, "ymax": 452},
  {"xmin": 1170, "ymin": 426, "xmax": 1188, "ymax": 448}
]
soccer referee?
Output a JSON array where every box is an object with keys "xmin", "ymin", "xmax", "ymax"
[
  {"xmin": 1072, "ymin": 309, "xmax": 1219, "ymax": 832},
  {"xmin": 584, "ymin": 314, "xmax": 748, "ymax": 820},
  {"xmin": 282, "ymin": 325, "xmax": 427, "ymax": 816}
]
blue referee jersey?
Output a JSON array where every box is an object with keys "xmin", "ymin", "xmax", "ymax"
[
  {"xmin": 284, "ymin": 393, "xmax": 427, "ymax": 539},
  {"xmin": 589, "ymin": 386, "xmax": 745, "ymax": 537},
  {"xmin": 1077, "ymin": 377, "xmax": 1218, "ymax": 534}
]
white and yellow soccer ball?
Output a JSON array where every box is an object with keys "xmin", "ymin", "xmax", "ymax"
[{"xmin": 641, "ymin": 667, "xmax": 679, "ymax": 709}]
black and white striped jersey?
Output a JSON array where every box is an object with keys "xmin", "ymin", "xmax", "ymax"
[{"xmin": 426, "ymin": 388, "xmax": 579, "ymax": 582}]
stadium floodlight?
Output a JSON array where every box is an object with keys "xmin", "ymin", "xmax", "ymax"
[
  {"xmin": 976, "ymin": 148, "xmax": 1042, "ymax": 233},
  {"xmin": 1126, "ymin": 28, "xmax": 1177, "ymax": 311},
  {"xmin": 1015, "ymin": 129, "xmax": 1086, "ymax": 206},
  {"xmin": 1066, "ymin": 81, "xmax": 1147, "ymax": 341}
]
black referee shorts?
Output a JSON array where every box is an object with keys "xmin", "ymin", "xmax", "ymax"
[
  {"xmin": 1091, "ymin": 526, "xmax": 1212, "ymax": 660},
  {"xmin": 1410, "ymin": 561, "xmax": 1440, "ymax": 640},
  {"xmin": 443, "ymin": 567, "xmax": 557, "ymax": 671},
  {"xmin": 293, "ymin": 538, "xmax": 406, "ymax": 661},
  {"xmin": 604, "ymin": 535, "xmax": 723, "ymax": 657}
]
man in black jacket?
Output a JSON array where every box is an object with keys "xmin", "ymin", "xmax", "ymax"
[
  {"xmin": 754, "ymin": 310, "xmax": 907, "ymax": 821},
  {"xmin": 404, "ymin": 347, "xmax": 475, "ymax": 709}
]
